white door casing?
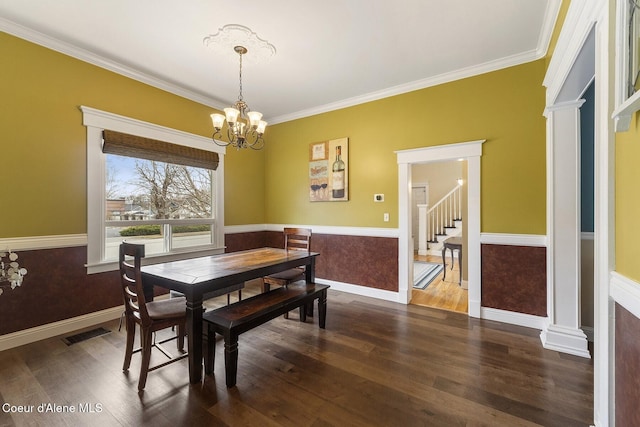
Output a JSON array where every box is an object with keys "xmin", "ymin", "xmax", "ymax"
[{"xmin": 396, "ymin": 140, "xmax": 483, "ymax": 316}]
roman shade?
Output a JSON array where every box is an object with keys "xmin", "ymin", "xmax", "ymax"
[{"xmin": 102, "ymin": 130, "xmax": 219, "ymax": 170}]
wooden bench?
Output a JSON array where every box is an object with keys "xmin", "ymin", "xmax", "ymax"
[{"xmin": 202, "ymin": 281, "xmax": 329, "ymax": 387}]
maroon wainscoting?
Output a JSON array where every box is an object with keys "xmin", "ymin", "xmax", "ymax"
[
  {"xmin": 0, "ymin": 247, "xmax": 122, "ymax": 336},
  {"xmin": 2, "ymin": 233, "xmax": 398, "ymax": 337},
  {"xmin": 224, "ymin": 231, "xmax": 268, "ymax": 253},
  {"xmin": 615, "ymin": 303, "xmax": 640, "ymax": 425},
  {"xmin": 225, "ymin": 231, "xmax": 399, "ymax": 291},
  {"xmin": 481, "ymin": 244, "xmax": 547, "ymax": 316},
  {"xmin": 312, "ymin": 234, "xmax": 398, "ymax": 291}
]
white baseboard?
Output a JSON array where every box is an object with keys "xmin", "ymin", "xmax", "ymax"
[
  {"xmin": 481, "ymin": 307, "xmax": 547, "ymax": 330},
  {"xmin": 0, "ymin": 306, "xmax": 123, "ymax": 352},
  {"xmin": 469, "ymin": 299, "xmax": 481, "ymax": 318},
  {"xmin": 540, "ymin": 323, "xmax": 591, "ymax": 358},
  {"xmin": 315, "ymin": 278, "xmax": 403, "ymax": 303}
]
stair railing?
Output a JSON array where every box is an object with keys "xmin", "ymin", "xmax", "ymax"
[{"xmin": 417, "ymin": 184, "xmax": 462, "ymax": 254}]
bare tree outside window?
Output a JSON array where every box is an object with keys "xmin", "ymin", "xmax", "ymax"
[
  {"xmin": 104, "ymin": 154, "xmax": 214, "ymax": 258},
  {"xmin": 134, "ymin": 160, "xmax": 212, "ymax": 219},
  {"xmin": 106, "ymin": 162, "xmax": 122, "ymax": 200}
]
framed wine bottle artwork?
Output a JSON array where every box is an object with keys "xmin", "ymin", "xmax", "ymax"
[{"xmin": 309, "ymin": 137, "xmax": 348, "ymax": 202}]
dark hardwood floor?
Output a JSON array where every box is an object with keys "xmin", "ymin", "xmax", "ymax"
[{"xmin": 0, "ymin": 280, "xmax": 593, "ymax": 426}]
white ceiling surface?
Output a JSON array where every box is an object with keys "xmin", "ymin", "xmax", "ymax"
[{"xmin": 0, "ymin": 1, "xmax": 559, "ymax": 125}]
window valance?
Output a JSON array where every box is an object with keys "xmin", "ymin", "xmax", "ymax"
[{"xmin": 102, "ymin": 130, "xmax": 219, "ymax": 170}]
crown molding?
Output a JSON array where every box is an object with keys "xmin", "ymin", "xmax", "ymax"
[
  {"xmin": 0, "ymin": 16, "xmax": 227, "ymax": 112},
  {"xmin": 2, "ymin": 1, "xmax": 563, "ymax": 126},
  {"xmin": 267, "ymin": 0, "xmax": 560, "ymax": 125},
  {"xmin": 268, "ymin": 49, "xmax": 543, "ymax": 125},
  {"xmin": 537, "ymin": 0, "xmax": 563, "ymax": 59}
]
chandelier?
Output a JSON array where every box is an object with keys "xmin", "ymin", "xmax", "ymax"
[{"xmin": 210, "ymin": 45, "xmax": 267, "ymax": 150}]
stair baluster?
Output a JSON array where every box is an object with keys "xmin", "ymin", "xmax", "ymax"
[{"xmin": 418, "ymin": 184, "xmax": 463, "ymax": 255}]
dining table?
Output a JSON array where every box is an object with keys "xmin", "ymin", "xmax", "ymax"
[{"xmin": 140, "ymin": 247, "xmax": 319, "ymax": 384}]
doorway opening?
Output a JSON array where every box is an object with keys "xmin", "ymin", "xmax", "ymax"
[
  {"xmin": 396, "ymin": 140, "xmax": 483, "ymax": 318},
  {"xmin": 410, "ymin": 160, "xmax": 468, "ymax": 313}
]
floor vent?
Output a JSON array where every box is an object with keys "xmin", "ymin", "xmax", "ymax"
[{"xmin": 62, "ymin": 327, "xmax": 111, "ymax": 345}]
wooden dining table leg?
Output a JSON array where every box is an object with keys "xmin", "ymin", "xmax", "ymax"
[
  {"xmin": 318, "ymin": 289, "xmax": 327, "ymax": 329},
  {"xmin": 186, "ymin": 296, "xmax": 204, "ymax": 383},
  {"xmin": 305, "ymin": 259, "xmax": 316, "ymax": 317}
]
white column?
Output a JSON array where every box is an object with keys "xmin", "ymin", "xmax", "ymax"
[
  {"xmin": 417, "ymin": 204, "xmax": 428, "ymax": 255},
  {"xmin": 541, "ymin": 101, "xmax": 590, "ymax": 358}
]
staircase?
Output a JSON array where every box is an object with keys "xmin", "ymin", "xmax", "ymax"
[{"xmin": 416, "ymin": 184, "xmax": 463, "ymax": 256}]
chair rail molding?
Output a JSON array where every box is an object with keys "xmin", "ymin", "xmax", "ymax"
[
  {"xmin": 610, "ymin": 271, "xmax": 640, "ymax": 320},
  {"xmin": 480, "ymin": 233, "xmax": 547, "ymax": 247},
  {"xmin": 0, "ymin": 234, "xmax": 87, "ymax": 251},
  {"xmin": 224, "ymin": 224, "xmax": 400, "ymax": 239}
]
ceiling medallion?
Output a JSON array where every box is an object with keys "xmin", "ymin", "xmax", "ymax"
[
  {"xmin": 204, "ymin": 25, "xmax": 275, "ymax": 150},
  {"xmin": 203, "ymin": 24, "xmax": 276, "ymax": 64}
]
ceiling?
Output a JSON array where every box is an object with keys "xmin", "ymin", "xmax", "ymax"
[{"xmin": 0, "ymin": 1, "xmax": 559, "ymax": 125}]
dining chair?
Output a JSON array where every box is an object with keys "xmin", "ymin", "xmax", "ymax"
[
  {"xmin": 262, "ymin": 228, "xmax": 312, "ymax": 292},
  {"xmin": 262, "ymin": 228, "xmax": 312, "ymax": 319},
  {"xmin": 119, "ymin": 242, "xmax": 188, "ymax": 391}
]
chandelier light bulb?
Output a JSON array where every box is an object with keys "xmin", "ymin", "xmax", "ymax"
[
  {"xmin": 246, "ymin": 111, "xmax": 262, "ymax": 128},
  {"xmin": 211, "ymin": 113, "xmax": 225, "ymax": 130},
  {"xmin": 256, "ymin": 120, "xmax": 267, "ymax": 135}
]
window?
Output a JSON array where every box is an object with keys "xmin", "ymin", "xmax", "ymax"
[
  {"xmin": 82, "ymin": 106, "xmax": 225, "ymax": 273},
  {"xmin": 105, "ymin": 155, "xmax": 215, "ymax": 259}
]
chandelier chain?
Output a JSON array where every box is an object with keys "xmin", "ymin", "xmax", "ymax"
[{"xmin": 238, "ymin": 50, "xmax": 243, "ymax": 102}]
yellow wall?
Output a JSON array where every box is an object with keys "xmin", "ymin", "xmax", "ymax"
[
  {"xmin": 265, "ymin": 60, "xmax": 548, "ymax": 234},
  {"xmin": 1, "ymin": 30, "xmax": 549, "ymax": 237},
  {"xmin": 616, "ymin": 114, "xmax": 640, "ymax": 282},
  {"xmin": 0, "ymin": 32, "xmax": 264, "ymax": 238}
]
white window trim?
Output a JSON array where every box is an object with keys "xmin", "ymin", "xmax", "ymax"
[{"xmin": 81, "ymin": 106, "xmax": 226, "ymax": 274}]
